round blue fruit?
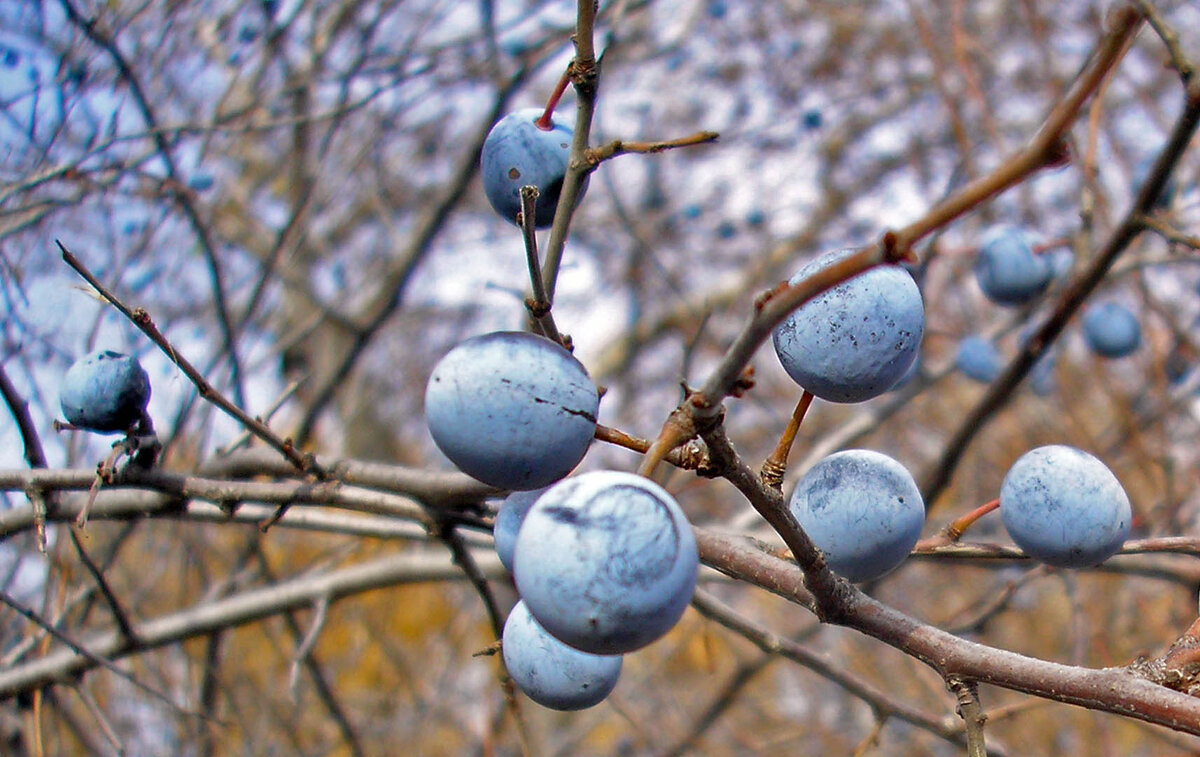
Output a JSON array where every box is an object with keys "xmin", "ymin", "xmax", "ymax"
[
  {"xmin": 788, "ymin": 449, "xmax": 925, "ymax": 582},
  {"xmin": 1081, "ymin": 302, "xmax": 1141, "ymax": 358},
  {"xmin": 999, "ymin": 445, "xmax": 1130, "ymax": 568},
  {"xmin": 60, "ymin": 350, "xmax": 151, "ymax": 433},
  {"xmin": 974, "ymin": 226, "xmax": 1051, "ymax": 306},
  {"xmin": 773, "ymin": 249, "xmax": 925, "ymax": 403},
  {"xmin": 513, "ymin": 471, "xmax": 698, "ymax": 655},
  {"xmin": 494, "ymin": 487, "xmax": 547, "ymax": 573},
  {"xmin": 480, "ymin": 108, "xmax": 582, "ymax": 228},
  {"xmin": 425, "ymin": 332, "xmax": 599, "ymax": 490},
  {"xmin": 502, "ymin": 600, "xmax": 622, "ymax": 711},
  {"xmin": 955, "ymin": 335, "xmax": 1002, "ymax": 384}
]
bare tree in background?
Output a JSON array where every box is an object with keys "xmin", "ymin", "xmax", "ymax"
[{"xmin": 1, "ymin": 0, "xmax": 1200, "ymax": 754}]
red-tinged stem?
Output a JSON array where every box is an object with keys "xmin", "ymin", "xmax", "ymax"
[
  {"xmin": 760, "ymin": 391, "xmax": 815, "ymax": 490},
  {"xmin": 947, "ymin": 498, "xmax": 1000, "ymax": 540},
  {"xmin": 917, "ymin": 498, "xmax": 1000, "ymax": 550},
  {"xmin": 1032, "ymin": 237, "xmax": 1070, "ymax": 254},
  {"xmin": 536, "ymin": 69, "xmax": 571, "ymax": 131}
]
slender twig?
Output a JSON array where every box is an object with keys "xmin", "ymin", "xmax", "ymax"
[
  {"xmin": 948, "ymin": 676, "xmax": 988, "ymax": 757},
  {"xmin": 0, "ymin": 363, "xmax": 48, "ymax": 470},
  {"xmin": 635, "ymin": 5, "xmax": 1145, "ymax": 489},
  {"xmin": 594, "ymin": 424, "xmax": 710, "ymax": 471},
  {"xmin": 68, "ymin": 530, "xmax": 138, "ymax": 647},
  {"xmin": 1138, "ymin": 213, "xmax": 1200, "ymax": 249},
  {"xmin": 583, "ymin": 130, "xmax": 719, "ymax": 167},
  {"xmin": 916, "ymin": 498, "xmax": 1001, "ymax": 550},
  {"xmin": 58, "ymin": 241, "xmax": 325, "ymax": 481},
  {"xmin": 58, "ymin": 0, "xmax": 247, "ymax": 408},
  {"xmin": 0, "ymin": 590, "xmax": 201, "ymax": 715},
  {"xmin": 690, "ymin": 589, "xmax": 975, "ymax": 748},
  {"xmin": 657, "ymin": 650, "xmax": 775, "ymax": 757},
  {"xmin": 540, "ymin": 0, "xmax": 600, "ymax": 303},
  {"xmin": 518, "ymin": 185, "xmax": 563, "ymax": 344},
  {"xmin": 920, "ymin": 65, "xmax": 1200, "ymax": 509},
  {"xmin": 440, "ymin": 523, "xmax": 532, "ymax": 753},
  {"xmin": 287, "ymin": 596, "xmax": 330, "ymax": 698},
  {"xmin": 253, "ymin": 548, "xmax": 366, "ymax": 757},
  {"xmin": 1137, "ymin": 0, "xmax": 1195, "ymax": 81},
  {"xmin": 760, "ymin": 390, "xmax": 814, "ymax": 490},
  {"xmin": 0, "ymin": 551, "xmax": 504, "ymax": 700}
]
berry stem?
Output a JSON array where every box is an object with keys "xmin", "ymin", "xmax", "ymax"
[
  {"xmin": 536, "ymin": 68, "xmax": 572, "ymax": 131},
  {"xmin": 917, "ymin": 498, "xmax": 1000, "ymax": 550},
  {"xmin": 518, "ymin": 186, "xmax": 563, "ymax": 344},
  {"xmin": 760, "ymin": 391, "xmax": 814, "ymax": 490}
]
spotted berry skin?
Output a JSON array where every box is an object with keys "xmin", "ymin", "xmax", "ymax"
[
  {"xmin": 60, "ymin": 350, "xmax": 151, "ymax": 433},
  {"xmin": 1000, "ymin": 445, "xmax": 1131, "ymax": 568},
  {"xmin": 788, "ymin": 449, "xmax": 925, "ymax": 582},
  {"xmin": 1081, "ymin": 302, "xmax": 1141, "ymax": 359},
  {"xmin": 481, "ymin": 108, "xmax": 583, "ymax": 228},
  {"xmin": 502, "ymin": 600, "xmax": 622, "ymax": 711},
  {"xmin": 425, "ymin": 332, "xmax": 598, "ymax": 491},
  {"xmin": 773, "ymin": 249, "xmax": 925, "ymax": 403},
  {"xmin": 513, "ymin": 471, "xmax": 698, "ymax": 655},
  {"xmin": 974, "ymin": 226, "xmax": 1051, "ymax": 306}
]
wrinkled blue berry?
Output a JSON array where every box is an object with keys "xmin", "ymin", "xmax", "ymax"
[
  {"xmin": 975, "ymin": 226, "xmax": 1051, "ymax": 306},
  {"xmin": 60, "ymin": 350, "xmax": 151, "ymax": 433},
  {"xmin": 1082, "ymin": 302, "xmax": 1141, "ymax": 359},
  {"xmin": 494, "ymin": 487, "xmax": 547, "ymax": 573},
  {"xmin": 502, "ymin": 600, "xmax": 622, "ymax": 711},
  {"xmin": 425, "ymin": 332, "xmax": 598, "ymax": 490},
  {"xmin": 1000, "ymin": 445, "xmax": 1130, "ymax": 568},
  {"xmin": 788, "ymin": 449, "xmax": 925, "ymax": 582},
  {"xmin": 955, "ymin": 335, "xmax": 1002, "ymax": 384},
  {"xmin": 481, "ymin": 108, "xmax": 583, "ymax": 228},
  {"xmin": 514, "ymin": 471, "xmax": 698, "ymax": 655},
  {"xmin": 773, "ymin": 249, "xmax": 925, "ymax": 403}
]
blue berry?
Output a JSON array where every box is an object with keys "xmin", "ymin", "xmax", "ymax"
[
  {"xmin": 1017, "ymin": 326, "xmax": 1056, "ymax": 396},
  {"xmin": 187, "ymin": 174, "xmax": 215, "ymax": 192},
  {"xmin": 1028, "ymin": 351, "xmax": 1056, "ymax": 396},
  {"xmin": 480, "ymin": 108, "xmax": 582, "ymax": 228},
  {"xmin": 974, "ymin": 226, "xmax": 1051, "ymax": 306},
  {"xmin": 999, "ymin": 445, "xmax": 1130, "ymax": 567},
  {"xmin": 889, "ymin": 354, "xmax": 921, "ymax": 391},
  {"xmin": 773, "ymin": 250, "xmax": 925, "ymax": 403},
  {"xmin": 425, "ymin": 332, "xmax": 598, "ymax": 490},
  {"xmin": 802, "ymin": 108, "xmax": 823, "ymax": 131},
  {"xmin": 60, "ymin": 350, "xmax": 152, "ymax": 433},
  {"xmin": 502, "ymin": 600, "xmax": 622, "ymax": 711},
  {"xmin": 1081, "ymin": 302, "xmax": 1141, "ymax": 359},
  {"xmin": 513, "ymin": 471, "xmax": 698, "ymax": 655},
  {"xmin": 788, "ymin": 449, "xmax": 925, "ymax": 582},
  {"xmin": 955, "ymin": 335, "xmax": 1002, "ymax": 384},
  {"xmin": 494, "ymin": 488, "xmax": 547, "ymax": 573}
]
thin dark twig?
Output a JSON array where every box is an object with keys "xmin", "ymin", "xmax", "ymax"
[
  {"xmin": 58, "ymin": 0, "xmax": 247, "ymax": 407},
  {"xmin": 920, "ymin": 68, "xmax": 1200, "ymax": 508},
  {"xmin": 67, "ymin": 530, "xmax": 138, "ymax": 647},
  {"xmin": 0, "ymin": 590, "xmax": 204, "ymax": 717},
  {"xmin": 519, "ymin": 185, "xmax": 563, "ymax": 344},
  {"xmin": 57, "ymin": 241, "xmax": 325, "ymax": 482},
  {"xmin": 0, "ymin": 363, "xmax": 48, "ymax": 470}
]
